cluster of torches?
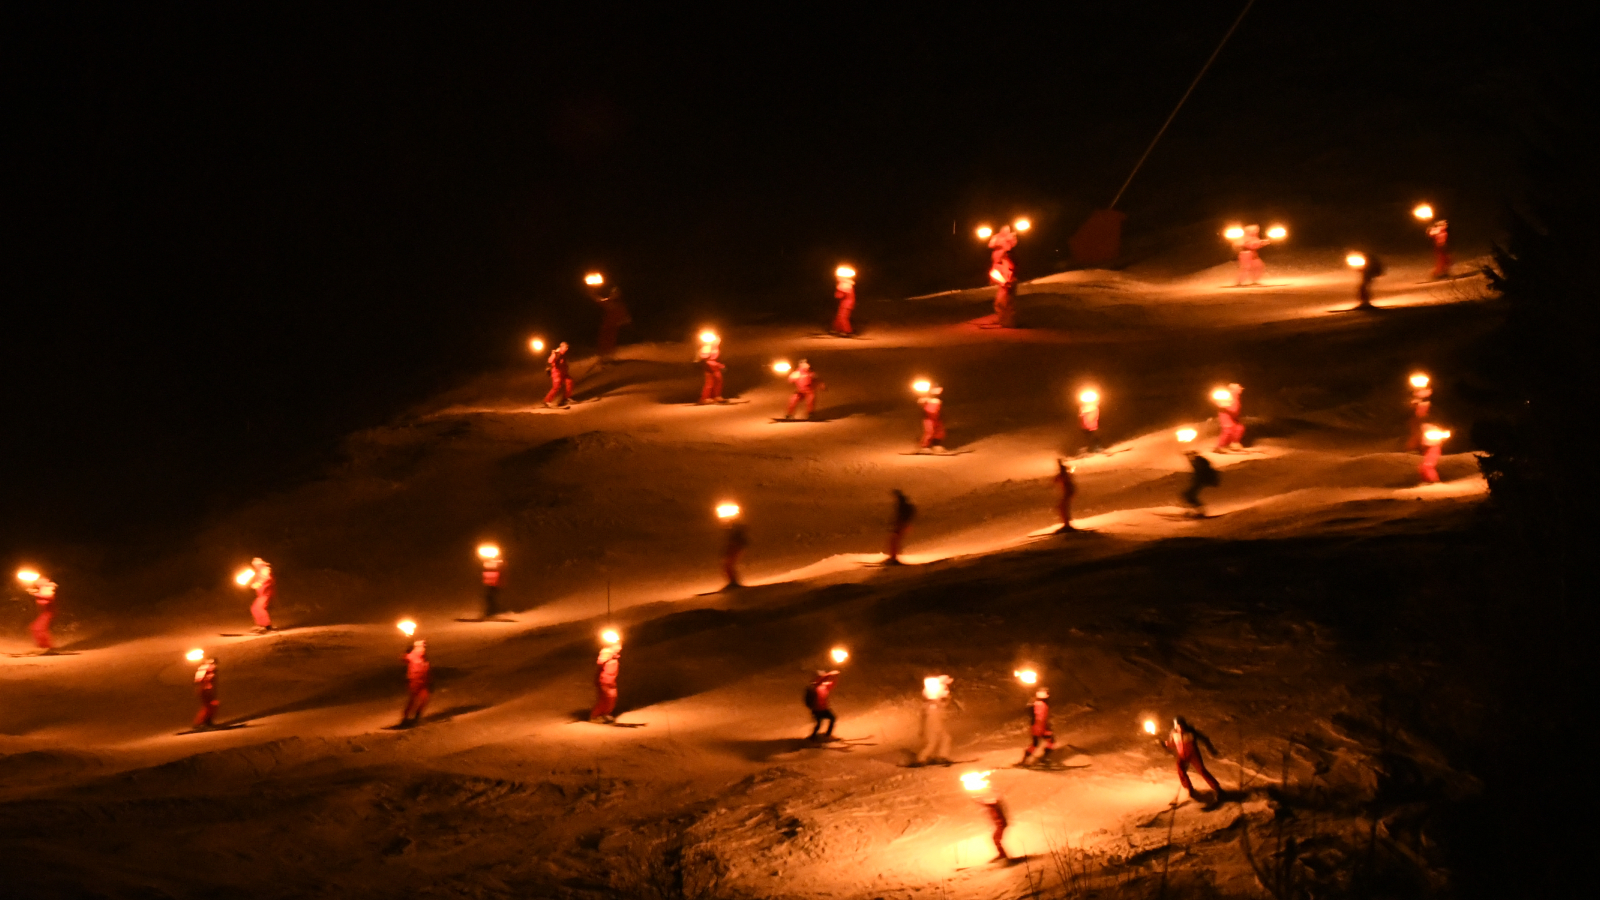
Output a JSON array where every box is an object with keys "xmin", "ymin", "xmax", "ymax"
[
  {"xmin": 1222, "ymin": 205, "xmax": 1438, "ymax": 270},
  {"xmin": 975, "ymin": 218, "xmax": 1030, "ymax": 240}
]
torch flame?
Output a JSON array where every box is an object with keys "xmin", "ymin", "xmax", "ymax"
[
  {"xmin": 772, "ymin": 360, "xmax": 792, "ymax": 375},
  {"xmin": 715, "ymin": 502, "xmax": 741, "ymax": 520},
  {"xmin": 529, "ymin": 337, "xmax": 545, "ymax": 353},
  {"xmin": 1413, "ymin": 204, "xmax": 1434, "ymax": 221},
  {"xmin": 234, "ymin": 567, "xmax": 254, "ymax": 586},
  {"xmin": 1409, "ymin": 373, "xmax": 1430, "ymax": 389},
  {"xmin": 584, "ymin": 272, "xmax": 605, "ymax": 286},
  {"xmin": 989, "ymin": 267, "xmax": 1007, "ymax": 284},
  {"xmin": 16, "ymin": 569, "xmax": 40, "ymax": 584},
  {"xmin": 1013, "ymin": 218, "xmax": 1031, "ymax": 232},
  {"xmin": 1223, "ymin": 226, "xmax": 1245, "ymax": 240},
  {"xmin": 830, "ymin": 647, "xmax": 849, "ymax": 664},
  {"xmin": 835, "ymin": 265, "xmax": 856, "ymax": 279},
  {"xmin": 961, "ymin": 770, "xmax": 992, "ymax": 793},
  {"xmin": 186, "ymin": 649, "xmax": 205, "ymax": 662},
  {"xmin": 1266, "ymin": 225, "xmax": 1287, "ymax": 240},
  {"xmin": 1212, "ymin": 388, "xmax": 1233, "ymax": 404},
  {"xmin": 1078, "ymin": 389, "xmax": 1098, "ymax": 405},
  {"xmin": 602, "ymin": 628, "xmax": 621, "ymax": 645},
  {"xmin": 1143, "ymin": 719, "xmax": 1157, "ymax": 735},
  {"xmin": 1176, "ymin": 428, "xmax": 1198, "ymax": 443},
  {"xmin": 912, "ymin": 379, "xmax": 932, "ymax": 394},
  {"xmin": 476, "ymin": 543, "xmax": 501, "ymax": 560},
  {"xmin": 1014, "ymin": 669, "xmax": 1038, "ymax": 685},
  {"xmin": 976, "ymin": 225, "xmax": 993, "ymax": 240},
  {"xmin": 698, "ymin": 330, "xmax": 718, "ymax": 345},
  {"xmin": 398, "ymin": 619, "xmax": 417, "ymax": 637},
  {"xmin": 1425, "ymin": 428, "xmax": 1452, "ymax": 442},
  {"xmin": 1346, "ymin": 252, "xmax": 1367, "ymax": 268}
]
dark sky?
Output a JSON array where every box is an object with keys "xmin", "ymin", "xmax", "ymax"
[{"xmin": 3, "ymin": 3, "xmax": 1530, "ymax": 556}]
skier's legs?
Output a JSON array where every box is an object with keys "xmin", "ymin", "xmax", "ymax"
[{"xmin": 29, "ymin": 609, "xmax": 52, "ymax": 649}]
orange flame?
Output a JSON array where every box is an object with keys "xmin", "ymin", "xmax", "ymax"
[
  {"xmin": 234, "ymin": 567, "xmax": 254, "ymax": 586},
  {"xmin": 1409, "ymin": 373, "xmax": 1430, "ymax": 389},
  {"xmin": 1143, "ymin": 719, "xmax": 1157, "ymax": 735},
  {"xmin": 772, "ymin": 360, "xmax": 792, "ymax": 375},
  {"xmin": 698, "ymin": 329, "xmax": 718, "ymax": 345},
  {"xmin": 976, "ymin": 225, "xmax": 993, "ymax": 240},
  {"xmin": 186, "ymin": 649, "xmax": 206, "ymax": 662},
  {"xmin": 601, "ymin": 628, "xmax": 621, "ymax": 645},
  {"xmin": 835, "ymin": 265, "xmax": 856, "ymax": 279},
  {"xmin": 1176, "ymin": 428, "xmax": 1198, "ymax": 443},
  {"xmin": 830, "ymin": 647, "xmax": 849, "ymax": 664},
  {"xmin": 1013, "ymin": 218, "xmax": 1031, "ymax": 232},
  {"xmin": 398, "ymin": 620, "xmax": 417, "ymax": 637},
  {"xmin": 1346, "ymin": 252, "xmax": 1367, "ymax": 268},
  {"xmin": 1413, "ymin": 204, "xmax": 1434, "ymax": 221},
  {"xmin": 17, "ymin": 569, "xmax": 40, "ymax": 584},
  {"xmin": 912, "ymin": 379, "xmax": 932, "ymax": 394},
  {"xmin": 477, "ymin": 543, "xmax": 501, "ymax": 560},
  {"xmin": 1078, "ymin": 389, "xmax": 1098, "ymax": 405},
  {"xmin": 1014, "ymin": 669, "xmax": 1038, "ymax": 685},
  {"xmin": 715, "ymin": 503, "xmax": 741, "ymax": 520},
  {"xmin": 584, "ymin": 273, "xmax": 605, "ymax": 286},
  {"xmin": 529, "ymin": 337, "xmax": 545, "ymax": 353},
  {"xmin": 1266, "ymin": 225, "xmax": 1287, "ymax": 240},
  {"xmin": 1223, "ymin": 225, "xmax": 1245, "ymax": 240}
]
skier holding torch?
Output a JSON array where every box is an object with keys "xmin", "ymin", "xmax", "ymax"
[
  {"xmin": 961, "ymin": 770, "xmax": 1012, "ymax": 862},
  {"xmin": 586, "ymin": 273, "xmax": 631, "ymax": 362},
  {"xmin": 696, "ymin": 330, "xmax": 726, "ymax": 404},
  {"xmin": 1419, "ymin": 425, "xmax": 1451, "ymax": 484},
  {"xmin": 398, "ymin": 621, "xmax": 430, "ymax": 727},
  {"xmin": 914, "ymin": 380, "xmax": 945, "ymax": 451},
  {"xmin": 1019, "ymin": 687, "xmax": 1057, "ymax": 767},
  {"xmin": 591, "ymin": 629, "xmax": 622, "ymax": 723},
  {"xmin": 544, "ymin": 341, "xmax": 573, "ymax": 408},
  {"xmin": 1178, "ymin": 430, "xmax": 1220, "ymax": 517},
  {"xmin": 1077, "ymin": 388, "xmax": 1102, "ymax": 454},
  {"xmin": 717, "ymin": 503, "xmax": 747, "ymax": 589},
  {"xmin": 830, "ymin": 265, "xmax": 857, "ymax": 336},
  {"xmin": 986, "ymin": 221, "xmax": 1026, "ymax": 328},
  {"xmin": 1407, "ymin": 373, "xmax": 1433, "ymax": 451},
  {"xmin": 782, "ymin": 359, "xmax": 823, "ymax": 420},
  {"xmin": 17, "ymin": 569, "xmax": 56, "ymax": 651},
  {"xmin": 1229, "ymin": 224, "xmax": 1271, "ymax": 286},
  {"xmin": 478, "ymin": 544, "xmax": 504, "ymax": 619},
  {"xmin": 805, "ymin": 660, "xmax": 842, "ymax": 740},
  {"xmin": 234, "ymin": 557, "xmax": 275, "ymax": 634},
  {"xmin": 1161, "ymin": 715, "xmax": 1224, "ymax": 803},
  {"xmin": 914, "ymin": 674, "xmax": 956, "ymax": 766},
  {"xmin": 1348, "ymin": 252, "xmax": 1385, "ymax": 308},
  {"xmin": 1212, "ymin": 384, "xmax": 1245, "ymax": 452}
]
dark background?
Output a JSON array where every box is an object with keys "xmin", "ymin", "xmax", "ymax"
[{"xmin": 3, "ymin": 3, "xmax": 1529, "ymax": 556}]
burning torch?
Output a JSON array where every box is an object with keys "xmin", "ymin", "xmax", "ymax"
[
  {"xmin": 772, "ymin": 360, "xmax": 793, "ymax": 376},
  {"xmin": 186, "ymin": 648, "xmax": 206, "ymax": 663},
  {"xmin": 835, "ymin": 265, "xmax": 856, "ymax": 281},
  {"xmin": 1346, "ymin": 252, "xmax": 1367, "ymax": 269},
  {"xmin": 1143, "ymin": 717, "xmax": 1158, "ymax": 736},
  {"xmin": 1410, "ymin": 373, "xmax": 1431, "ymax": 390},
  {"xmin": 1223, "ymin": 225, "xmax": 1245, "ymax": 241},
  {"xmin": 16, "ymin": 568, "xmax": 41, "ymax": 585},
  {"xmin": 1211, "ymin": 387, "xmax": 1234, "ymax": 407},
  {"xmin": 1013, "ymin": 218, "xmax": 1031, "ymax": 233},
  {"xmin": 529, "ymin": 337, "xmax": 545, "ymax": 354},
  {"xmin": 584, "ymin": 272, "xmax": 605, "ymax": 287},
  {"xmin": 1266, "ymin": 225, "xmax": 1287, "ymax": 241},
  {"xmin": 1013, "ymin": 668, "xmax": 1039, "ymax": 686},
  {"xmin": 398, "ymin": 619, "xmax": 417, "ymax": 638},
  {"xmin": 601, "ymin": 628, "xmax": 621, "ymax": 646},
  {"xmin": 1413, "ymin": 203, "xmax": 1434, "ymax": 222},
  {"xmin": 1176, "ymin": 428, "xmax": 1198, "ymax": 444},
  {"xmin": 830, "ymin": 647, "xmax": 850, "ymax": 665},
  {"xmin": 975, "ymin": 225, "xmax": 993, "ymax": 240},
  {"xmin": 715, "ymin": 502, "xmax": 741, "ymax": 522},
  {"xmin": 912, "ymin": 379, "xmax": 932, "ymax": 395}
]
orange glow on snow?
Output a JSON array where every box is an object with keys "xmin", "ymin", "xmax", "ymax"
[
  {"xmin": 1013, "ymin": 218, "xmax": 1031, "ymax": 232},
  {"xmin": 186, "ymin": 649, "xmax": 205, "ymax": 662},
  {"xmin": 1014, "ymin": 669, "xmax": 1038, "ymax": 685},
  {"xmin": 601, "ymin": 629, "xmax": 621, "ymax": 645},
  {"xmin": 975, "ymin": 225, "xmax": 993, "ymax": 240},
  {"xmin": 830, "ymin": 647, "xmax": 849, "ymax": 664},
  {"xmin": 529, "ymin": 337, "xmax": 545, "ymax": 353},
  {"xmin": 1223, "ymin": 225, "xmax": 1245, "ymax": 240},
  {"xmin": 477, "ymin": 543, "xmax": 501, "ymax": 560},
  {"xmin": 1266, "ymin": 225, "xmax": 1287, "ymax": 240},
  {"xmin": 772, "ymin": 360, "xmax": 792, "ymax": 375},
  {"xmin": 715, "ymin": 503, "xmax": 741, "ymax": 520},
  {"xmin": 1413, "ymin": 204, "xmax": 1434, "ymax": 221},
  {"xmin": 1143, "ymin": 719, "xmax": 1157, "ymax": 735},
  {"xmin": 1410, "ymin": 373, "xmax": 1430, "ymax": 388},
  {"xmin": 960, "ymin": 770, "xmax": 992, "ymax": 792},
  {"xmin": 912, "ymin": 379, "xmax": 932, "ymax": 394},
  {"xmin": 1346, "ymin": 253, "xmax": 1367, "ymax": 268},
  {"xmin": 1078, "ymin": 389, "xmax": 1098, "ymax": 405},
  {"xmin": 584, "ymin": 273, "xmax": 605, "ymax": 286},
  {"xmin": 1176, "ymin": 428, "xmax": 1198, "ymax": 443},
  {"xmin": 398, "ymin": 620, "xmax": 417, "ymax": 637},
  {"xmin": 16, "ymin": 569, "xmax": 40, "ymax": 584},
  {"xmin": 835, "ymin": 265, "xmax": 856, "ymax": 279}
]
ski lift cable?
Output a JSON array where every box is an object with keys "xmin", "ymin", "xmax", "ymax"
[{"xmin": 1108, "ymin": 0, "xmax": 1259, "ymax": 210}]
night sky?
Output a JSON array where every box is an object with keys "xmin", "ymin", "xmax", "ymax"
[{"xmin": 5, "ymin": 3, "xmax": 1528, "ymax": 555}]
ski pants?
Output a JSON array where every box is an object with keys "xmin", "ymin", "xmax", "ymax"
[
  {"xmin": 250, "ymin": 592, "xmax": 272, "ymax": 628},
  {"xmin": 700, "ymin": 365, "xmax": 724, "ymax": 403},
  {"xmin": 809, "ymin": 708, "xmax": 836, "ymax": 737},
  {"xmin": 1420, "ymin": 444, "xmax": 1443, "ymax": 483},
  {"xmin": 785, "ymin": 390, "xmax": 816, "ymax": 418},
  {"xmin": 404, "ymin": 683, "xmax": 431, "ymax": 721},
  {"xmin": 545, "ymin": 377, "xmax": 573, "ymax": 406},
  {"xmin": 592, "ymin": 681, "xmax": 618, "ymax": 719},
  {"xmin": 1176, "ymin": 753, "xmax": 1222, "ymax": 795},
  {"xmin": 194, "ymin": 691, "xmax": 218, "ymax": 728}
]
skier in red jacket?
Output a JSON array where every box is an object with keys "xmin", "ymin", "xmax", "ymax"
[
  {"xmin": 242, "ymin": 558, "xmax": 275, "ymax": 634},
  {"xmin": 962, "ymin": 770, "xmax": 1011, "ymax": 862},
  {"xmin": 1162, "ymin": 716, "xmax": 1223, "ymax": 802},
  {"xmin": 783, "ymin": 360, "xmax": 823, "ymax": 420},
  {"xmin": 544, "ymin": 342, "xmax": 573, "ymax": 408},
  {"xmin": 1019, "ymin": 688, "xmax": 1057, "ymax": 767},
  {"xmin": 1406, "ymin": 374, "xmax": 1433, "ymax": 451},
  {"xmin": 805, "ymin": 669, "xmax": 840, "ymax": 739},
  {"xmin": 1213, "ymin": 384, "xmax": 1245, "ymax": 451},
  {"xmin": 1077, "ymin": 389, "xmax": 1102, "ymax": 454},
  {"xmin": 1055, "ymin": 460, "xmax": 1077, "ymax": 533},
  {"xmin": 587, "ymin": 275, "xmax": 631, "ymax": 362},
  {"xmin": 830, "ymin": 266, "xmax": 857, "ymax": 335},
  {"xmin": 697, "ymin": 332, "xmax": 726, "ymax": 404},
  {"xmin": 400, "ymin": 640, "xmax": 431, "ymax": 727},
  {"xmin": 193, "ymin": 656, "xmax": 220, "ymax": 730},
  {"xmin": 885, "ymin": 489, "xmax": 917, "ymax": 564},
  {"xmin": 1419, "ymin": 425, "xmax": 1450, "ymax": 484},
  {"xmin": 18, "ymin": 571, "xmax": 57, "ymax": 651},
  {"xmin": 917, "ymin": 385, "xmax": 946, "ymax": 451},
  {"xmin": 1427, "ymin": 220, "xmax": 1451, "ymax": 280},
  {"xmin": 478, "ymin": 544, "xmax": 504, "ymax": 619},
  {"xmin": 1233, "ymin": 225, "xmax": 1270, "ymax": 286},
  {"xmin": 988, "ymin": 226, "xmax": 1020, "ymax": 327},
  {"xmin": 591, "ymin": 633, "xmax": 622, "ymax": 723}
]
